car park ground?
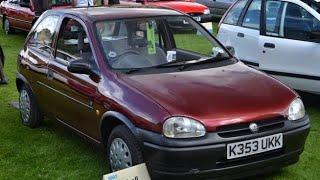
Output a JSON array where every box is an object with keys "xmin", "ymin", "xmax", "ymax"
[{"xmin": 0, "ymin": 22, "xmax": 319, "ymax": 179}]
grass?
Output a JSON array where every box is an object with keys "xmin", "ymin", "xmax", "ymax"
[
  {"xmin": 0, "ymin": 22, "xmax": 319, "ymax": 180},
  {"xmin": 0, "ymin": 27, "xmax": 107, "ymax": 179}
]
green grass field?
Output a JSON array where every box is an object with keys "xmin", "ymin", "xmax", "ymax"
[{"xmin": 0, "ymin": 23, "xmax": 319, "ymax": 179}]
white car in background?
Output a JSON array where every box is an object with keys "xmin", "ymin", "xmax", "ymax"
[{"xmin": 217, "ymin": 0, "xmax": 320, "ymax": 94}]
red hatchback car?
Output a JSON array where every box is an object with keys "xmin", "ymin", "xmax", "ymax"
[
  {"xmin": 16, "ymin": 6, "xmax": 310, "ymax": 179},
  {"xmin": 0, "ymin": 0, "xmax": 71, "ymax": 34},
  {"xmin": 121, "ymin": 0, "xmax": 212, "ymax": 23}
]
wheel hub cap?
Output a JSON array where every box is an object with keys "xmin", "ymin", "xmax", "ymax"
[
  {"xmin": 19, "ymin": 90, "xmax": 30, "ymax": 123},
  {"xmin": 109, "ymin": 138, "xmax": 132, "ymax": 172}
]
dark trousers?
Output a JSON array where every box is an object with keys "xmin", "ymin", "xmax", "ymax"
[{"xmin": 0, "ymin": 46, "xmax": 7, "ymax": 84}]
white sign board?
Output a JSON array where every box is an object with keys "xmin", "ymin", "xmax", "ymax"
[
  {"xmin": 103, "ymin": 164, "xmax": 151, "ymax": 180},
  {"xmin": 201, "ymin": 22, "xmax": 214, "ymax": 34}
]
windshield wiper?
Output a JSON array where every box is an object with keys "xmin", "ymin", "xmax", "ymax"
[
  {"xmin": 155, "ymin": 56, "xmax": 230, "ymax": 70},
  {"xmin": 178, "ymin": 56, "xmax": 230, "ymax": 71},
  {"xmin": 154, "ymin": 60, "xmax": 186, "ymax": 68},
  {"xmin": 124, "ymin": 68, "xmax": 141, "ymax": 74}
]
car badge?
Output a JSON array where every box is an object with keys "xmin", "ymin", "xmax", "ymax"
[{"xmin": 249, "ymin": 123, "xmax": 259, "ymax": 133}]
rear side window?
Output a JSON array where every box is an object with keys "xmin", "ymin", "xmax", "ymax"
[
  {"xmin": 264, "ymin": 1, "xmax": 320, "ymax": 41},
  {"xmin": 283, "ymin": 3, "xmax": 320, "ymax": 41},
  {"xmin": 223, "ymin": 0, "xmax": 249, "ymax": 25},
  {"xmin": 242, "ymin": 0, "xmax": 262, "ymax": 29},
  {"xmin": 28, "ymin": 15, "xmax": 59, "ymax": 55},
  {"xmin": 265, "ymin": 0, "xmax": 284, "ymax": 36}
]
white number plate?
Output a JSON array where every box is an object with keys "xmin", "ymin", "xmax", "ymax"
[{"xmin": 227, "ymin": 133, "xmax": 283, "ymax": 160}]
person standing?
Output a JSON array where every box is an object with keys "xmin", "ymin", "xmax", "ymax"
[{"xmin": 0, "ymin": 46, "xmax": 8, "ymax": 85}]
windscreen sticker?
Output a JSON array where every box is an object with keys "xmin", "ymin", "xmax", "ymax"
[{"xmin": 146, "ymin": 22, "xmax": 156, "ymax": 55}]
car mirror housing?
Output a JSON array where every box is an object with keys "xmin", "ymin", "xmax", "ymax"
[
  {"xmin": 67, "ymin": 59, "xmax": 94, "ymax": 75},
  {"xmin": 226, "ymin": 46, "xmax": 235, "ymax": 56}
]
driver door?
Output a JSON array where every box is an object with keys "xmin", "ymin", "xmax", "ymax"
[{"xmin": 48, "ymin": 17, "xmax": 101, "ymax": 140}]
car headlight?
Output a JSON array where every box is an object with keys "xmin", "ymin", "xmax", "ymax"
[
  {"xmin": 288, "ymin": 98, "xmax": 305, "ymax": 121},
  {"xmin": 163, "ymin": 117, "xmax": 206, "ymax": 138},
  {"xmin": 204, "ymin": 9, "xmax": 210, "ymax": 15}
]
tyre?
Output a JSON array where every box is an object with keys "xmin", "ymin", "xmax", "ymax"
[
  {"xmin": 106, "ymin": 125, "xmax": 144, "ymax": 172},
  {"xmin": 3, "ymin": 18, "xmax": 14, "ymax": 35},
  {"xmin": 19, "ymin": 84, "xmax": 43, "ymax": 128}
]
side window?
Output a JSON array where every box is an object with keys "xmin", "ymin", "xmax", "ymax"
[
  {"xmin": 223, "ymin": 0, "xmax": 249, "ymax": 25},
  {"xmin": 265, "ymin": 0, "xmax": 284, "ymax": 36},
  {"xmin": 242, "ymin": 0, "xmax": 262, "ymax": 29},
  {"xmin": 28, "ymin": 15, "xmax": 59, "ymax": 55},
  {"xmin": 56, "ymin": 18, "xmax": 95, "ymax": 66},
  {"xmin": 282, "ymin": 2, "xmax": 320, "ymax": 41}
]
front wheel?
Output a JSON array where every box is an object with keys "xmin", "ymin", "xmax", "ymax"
[
  {"xmin": 106, "ymin": 125, "xmax": 144, "ymax": 172},
  {"xmin": 19, "ymin": 85, "xmax": 43, "ymax": 128}
]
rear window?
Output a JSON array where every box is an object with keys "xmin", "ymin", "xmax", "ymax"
[{"xmin": 223, "ymin": 0, "xmax": 249, "ymax": 25}]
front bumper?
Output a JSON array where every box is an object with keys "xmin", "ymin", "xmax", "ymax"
[{"xmin": 137, "ymin": 116, "xmax": 310, "ymax": 179}]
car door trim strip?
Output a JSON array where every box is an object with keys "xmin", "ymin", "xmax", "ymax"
[{"xmin": 37, "ymin": 81, "xmax": 94, "ymax": 110}]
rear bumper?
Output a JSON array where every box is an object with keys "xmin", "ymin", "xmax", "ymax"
[{"xmin": 138, "ymin": 116, "xmax": 310, "ymax": 179}]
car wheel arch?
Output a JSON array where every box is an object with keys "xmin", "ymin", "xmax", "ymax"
[
  {"xmin": 16, "ymin": 74, "xmax": 36, "ymax": 95},
  {"xmin": 100, "ymin": 111, "xmax": 140, "ymax": 146}
]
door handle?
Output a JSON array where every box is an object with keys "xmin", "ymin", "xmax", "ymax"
[
  {"xmin": 264, "ymin": 43, "xmax": 275, "ymax": 49},
  {"xmin": 237, "ymin": 32, "xmax": 244, "ymax": 38}
]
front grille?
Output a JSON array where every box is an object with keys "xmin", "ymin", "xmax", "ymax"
[{"xmin": 217, "ymin": 118, "xmax": 285, "ymax": 138}]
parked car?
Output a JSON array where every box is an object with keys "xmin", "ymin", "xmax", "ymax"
[
  {"xmin": 0, "ymin": 0, "xmax": 72, "ymax": 34},
  {"xmin": 217, "ymin": 0, "xmax": 320, "ymax": 94},
  {"xmin": 196, "ymin": 0, "xmax": 235, "ymax": 19},
  {"xmin": 120, "ymin": 0, "xmax": 213, "ymax": 23},
  {"xmin": 17, "ymin": 6, "xmax": 310, "ymax": 179}
]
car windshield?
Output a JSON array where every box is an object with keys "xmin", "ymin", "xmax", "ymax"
[{"xmin": 95, "ymin": 16, "xmax": 230, "ymax": 71}]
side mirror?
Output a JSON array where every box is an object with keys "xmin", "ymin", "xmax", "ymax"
[
  {"xmin": 67, "ymin": 59, "xmax": 94, "ymax": 75},
  {"xmin": 226, "ymin": 46, "xmax": 235, "ymax": 56}
]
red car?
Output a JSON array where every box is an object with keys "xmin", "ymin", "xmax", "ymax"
[
  {"xmin": 0, "ymin": 0, "xmax": 71, "ymax": 34},
  {"xmin": 121, "ymin": 0, "xmax": 212, "ymax": 22},
  {"xmin": 17, "ymin": 6, "xmax": 309, "ymax": 179}
]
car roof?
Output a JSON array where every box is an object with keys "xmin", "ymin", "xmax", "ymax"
[{"xmin": 48, "ymin": 6, "xmax": 183, "ymax": 22}]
